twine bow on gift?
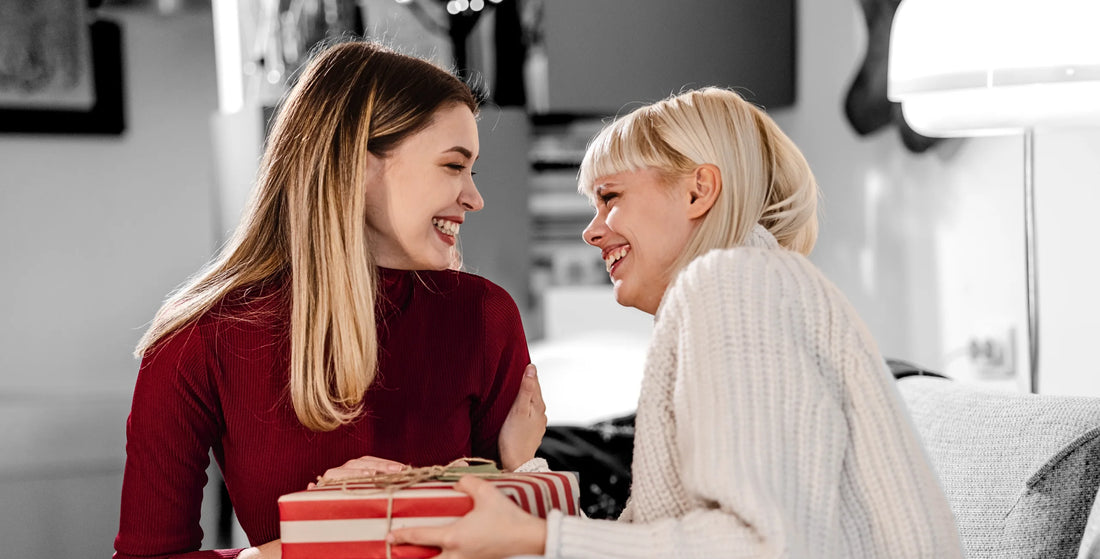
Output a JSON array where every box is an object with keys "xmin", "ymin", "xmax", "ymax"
[
  {"xmin": 312, "ymin": 458, "xmax": 501, "ymax": 559},
  {"xmin": 313, "ymin": 457, "xmax": 501, "ymax": 491}
]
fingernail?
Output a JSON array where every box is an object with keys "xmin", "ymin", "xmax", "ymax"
[
  {"xmin": 525, "ymin": 365, "xmax": 537, "ymax": 378},
  {"xmin": 388, "ymin": 464, "xmax": 405, "ymax": 472}
]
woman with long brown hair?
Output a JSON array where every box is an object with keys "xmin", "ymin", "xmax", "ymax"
[{"xmin": 114, "ymin": 41, "xmax": 545, "ymax": 559}]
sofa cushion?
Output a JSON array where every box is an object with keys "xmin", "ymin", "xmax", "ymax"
[{"xmin": 897, "ymin": 376, "xmax": 1100, "ymax": 559}]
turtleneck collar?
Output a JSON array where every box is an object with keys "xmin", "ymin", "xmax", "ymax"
[
  {"xmin": 745, "ymin": 223, "xmax": 780, "ymax": 249},
  {"xmin": 376, "ymin": 266, "xmax": 414, "ymax": 319},
  {"xmin": 652, "ymin": 223, "xmax": 780, "ymax": 322}
]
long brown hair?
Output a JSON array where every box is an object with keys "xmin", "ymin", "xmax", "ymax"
[{"xmin": 135, "ymin": 41, "xmax": 479, "ymax": 431}]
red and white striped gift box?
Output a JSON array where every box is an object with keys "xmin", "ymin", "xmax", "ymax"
[{"xmin": 278, "ymin": 472, "xmax": 580, "ymax": 559}]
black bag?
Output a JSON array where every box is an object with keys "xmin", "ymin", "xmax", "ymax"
[{"xmin": 536, "ymin": 414, "xmax": 635, "ymax": 519}]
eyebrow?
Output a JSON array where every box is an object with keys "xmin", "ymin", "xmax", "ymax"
[
  {"xmin": 594, "ymin": 182, "xmax": 618, "ymax": 195},
  {"xmin": 443, "ymin": 146, "xmax": 476, "ymax": 160},
  {"xmin": 590, "ymin": 184, "xmax": 614, "ymax": 207}
]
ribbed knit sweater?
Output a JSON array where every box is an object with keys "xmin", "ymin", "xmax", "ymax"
[
  {"xmin": 114, "ymin": 268, "xmax": 529, "ymax": 559},
  {"xmin": 544, "ymin": 228, "xmax": 963, "ymax": 558}
]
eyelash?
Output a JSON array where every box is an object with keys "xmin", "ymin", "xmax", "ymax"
[
  {"xmin": 599, "ymin": 192, "xmax": 618, "ymax": 204},
  {"xmin": 446, "ymin": 163, "xmax": 476, "ymax": 175}
]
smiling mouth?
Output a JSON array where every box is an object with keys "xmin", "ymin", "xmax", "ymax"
[
  {"xmin": 432, "ymin": 218, "xmax": 459, "ymax": 237},
  {"xmin": 604, "ymin": 245, "xmax": 630, "ymax": 274}
]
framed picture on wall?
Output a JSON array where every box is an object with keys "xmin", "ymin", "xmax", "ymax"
[{"xmin": 0, "ymin": 0, "xmax": 125, "ymax": 135}]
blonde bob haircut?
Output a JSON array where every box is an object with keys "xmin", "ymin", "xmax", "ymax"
[
  {"xmin": 578, "ymin": 87, "xmax": 818, "ymax": 274},
  {"xmin": 135, "ymin": 41, "xmax": 479, "ymax": 432}
]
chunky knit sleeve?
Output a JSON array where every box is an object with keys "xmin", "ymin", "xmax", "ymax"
[
  {"xmin": 545, "ymin": 248, "xmax": 849, "ymax": 558},
  {"xmin": 546, "ymin": 247, "xmax": 962, "ymax": 558},
  {"xmin": 664, "ymin": 248, "xmax": 851, "ymax": 556}
]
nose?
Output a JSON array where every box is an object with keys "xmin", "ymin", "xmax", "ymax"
[
  {"xmin": 459, "ymin": 180, "xmax": 484, "ymax": 212},
  {"xmin": 583, "ymin": 212, "xmax": 606, "ymax": 247}
]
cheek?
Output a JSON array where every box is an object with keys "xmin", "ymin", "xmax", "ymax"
[
  {"xmin": 647, "ymin": 215, "xmax": 693, "ymax": 262},
  {"xmin": 605, "ymin": 207, "xmax": 629, "ymax": 233}
]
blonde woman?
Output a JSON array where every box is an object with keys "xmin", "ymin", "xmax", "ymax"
[
  {"xmin": 390, "ymin": 87, "xmax": 963, "ymax": 558},
  {"xmin": 114, "ymin": 41, "xmax": 546, "ymax": 559}
]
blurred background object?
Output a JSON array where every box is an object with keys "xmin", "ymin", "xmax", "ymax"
[
  {"xmin": 3, "ymin": 0, "xmax": 1099, "ymax": 555},
  {"xmin": 887, "ymin": 0, "xmax": 1100, "ymax": 394}
]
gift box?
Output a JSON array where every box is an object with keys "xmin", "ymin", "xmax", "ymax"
[{"xmin": 278, "ymin": 470, "xmax": 580, "ymax": 559}]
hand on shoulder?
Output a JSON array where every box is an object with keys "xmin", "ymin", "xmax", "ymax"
[{"xmin": 499, "ymin": 364, "xmax": 546, "ymax": 471}]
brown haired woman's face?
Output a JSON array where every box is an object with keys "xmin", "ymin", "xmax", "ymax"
[
  {"xmin": 582, "ymin": 167, "xmax": 698, "ymax": 314},
  {"xmin": 363, "ymin": 104, "xmax": 483, "ymax": 270}
]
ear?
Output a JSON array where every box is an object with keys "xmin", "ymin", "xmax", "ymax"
[
  {"xmin": 686, "ymin": 164, "xmax": 722, "ymax": 220},
  {"xmin": 362, "ymin": 151, "xmax": 386, "ymax": 188}
]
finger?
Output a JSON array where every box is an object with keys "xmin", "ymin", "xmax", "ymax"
[
  {"xmin": 527, "ymin": 367, "xmax": 546, "ymax": 414},
  {"xmin": 514, "ymin": 376, "xmax": 537, "ymax": 415},
  {"xmin": 322, "ymin": 466, "xmax": 395, "ymax": 481},
  {"xmin": 323, "ymin": 467, "xmax": 373, "ymax": 480},
  {"xmin": 455, "ymin": 474, "xmax": 497, "ymax": 501},
  {"xmin": 350, "ymin": 456, "xmax": 404, "ymax": 468},
  {"xmin": 388, "ymin": 524, "xmax": 450, "ymax": 547},
  {"xmin": 457, "ymin": 475, "xmax": 524, "ymax": 513},
  {"xmin": 351, "ymin": 456, "xmax": 408, "ymax": 473},
  {"xmin": 519, "ymin": 365, "xmax": 537, "ymax": 396}
]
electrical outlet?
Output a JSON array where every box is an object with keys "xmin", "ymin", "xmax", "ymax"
[{"xmin": 967, "ymin": 326, "xmax": 1017, "ymax": 379}]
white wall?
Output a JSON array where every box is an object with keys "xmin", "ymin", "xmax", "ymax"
[
  {"xmin": 0, "ymin": 7, "xmax": 218, "ymax": 556},
  {"xmin": 1033, "ymin": 130, "xmax": 1100, "ymax": 395},
  {"xmin": 775, "ymin": 0, "xmax": 1100, "ymax": 393},
  {"xmin": 1, "ymin": 1, "xmax": 1097, "ymax": 556}
]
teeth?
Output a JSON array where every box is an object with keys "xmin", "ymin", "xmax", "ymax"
[
  {"xmin": 432, "ymin": 218, "xmax": 459, "ymax": 236},
  {"xmin": 604, "ymin": 246, "xmax": 630, "ymax": 272}
]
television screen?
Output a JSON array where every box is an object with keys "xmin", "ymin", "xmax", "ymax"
[{"xmin": 536, "ymin": 0, "xmax": 796, "ymax": 115}]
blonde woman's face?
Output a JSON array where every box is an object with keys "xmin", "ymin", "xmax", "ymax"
[
  {"xmin": 364, "ymin": 104, "xmax": 483, "ymax": 270},
  {"xmin": 582, "ymin": 168, "xmax": 697, "ymax": 315}
]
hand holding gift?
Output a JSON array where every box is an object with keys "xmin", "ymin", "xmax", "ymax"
[
  {"xmin": 278, "ymin": 460, "xmax": 578, "ymax": 559},
  {"xmin": 387, "ymin": 474, "xmax": 547, "ymax": 559}
]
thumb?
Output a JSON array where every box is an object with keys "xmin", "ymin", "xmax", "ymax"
[
  {"xmin": 520, "ymin": 365, "xmax": 539, "ymax": 397},
  {"xmin": 455, "ymin": 474, "xmax": 495, "ymax": 501},
  {"xmin": 510, "ymin": 369, "xmax": 538, "ymax": 415},
  {"xmin": 518, "ymin": 374, "xmax": 538, "ymax": 401}
]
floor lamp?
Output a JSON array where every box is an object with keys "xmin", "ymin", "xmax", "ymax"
[{"xmin": 886, "ymin": 0, "xmax": 1100, "ymax": 393}]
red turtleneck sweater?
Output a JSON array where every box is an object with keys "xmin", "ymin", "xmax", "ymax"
[{"xmin": 114, "ymin": 269, "xmax": 530, "ymax": 558}]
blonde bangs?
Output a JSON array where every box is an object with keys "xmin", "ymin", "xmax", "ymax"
[
  {"xmin": 578, "ymin": 108, "xmax": 695, "ymax": 201},
  {"xmin": 575, "ymin": 87, "xmax": 819, "ymax": 272}
]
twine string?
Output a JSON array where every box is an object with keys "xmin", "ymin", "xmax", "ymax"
[
  {"xmin": 385, "ymin": 490, "xmax": 394, "ymax": 559},
  {"xmin": 311, "ymin": 457, "xmax": 497, "ymax": 553},
  {"xmin": 314, "ymin": 457, "xmax": 496, "ymax": 490}
]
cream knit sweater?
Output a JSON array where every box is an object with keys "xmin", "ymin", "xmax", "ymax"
[{"xmin": 542, "ymin": 227, "xmax": 963, "ymax": 558}]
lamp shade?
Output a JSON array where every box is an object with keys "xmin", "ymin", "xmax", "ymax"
[{"xmin": 887, "ymin": 0, "xmax": 1100, "ymax": 137}]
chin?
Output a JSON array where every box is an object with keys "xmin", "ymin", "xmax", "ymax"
[
  {"xmin": 427, "ymin": 253, "xmax": 456, "ymax": 271},
  {"xmin": 612, "ymin": 284, "xmax": 633, "ymax": 309}
]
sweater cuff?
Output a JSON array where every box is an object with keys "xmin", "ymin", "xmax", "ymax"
[
  {"xmin": 543, "ymin": 508, "xmax": 564, "ymax": 558},
  {"xmin": 513, "ymin": 457, "xmax": 550, "ymax": 473}
]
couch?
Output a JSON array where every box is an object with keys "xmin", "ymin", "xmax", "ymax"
[{"xmin": 896, "ymin": 374, "xmax": 1100, "ymax": 558}]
